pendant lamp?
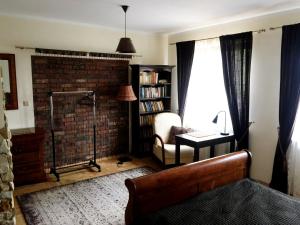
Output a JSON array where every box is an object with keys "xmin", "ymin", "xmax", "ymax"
[{"xmin": 116, "ymin": 5, "xmax": 136, "ymax": 53}]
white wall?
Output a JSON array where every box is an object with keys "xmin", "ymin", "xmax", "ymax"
[
  {"xmin": 168, "ymin": 8, "xmax": 300, "ymax": 184},
  {"xmin": 249, "ymin": 29, "xmax": 281, "ymax": 184},
  {"xmin": 0, "ymin": 15, "xmax": 166, "ymax": 129}
]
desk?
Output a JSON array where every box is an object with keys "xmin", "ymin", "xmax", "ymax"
[{"xmin": 175, "ymin": 133, "xmax": 235, "ymax": 165}]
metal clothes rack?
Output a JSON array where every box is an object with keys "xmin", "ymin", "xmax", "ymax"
[{"xmin": 49, "ymin": 90, "xmax": 101, "ymax": 181}]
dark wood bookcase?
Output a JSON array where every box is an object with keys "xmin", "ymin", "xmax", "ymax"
[{"xmin": 130, "ymin": 64, "xmax": 175, "ymax": 156}]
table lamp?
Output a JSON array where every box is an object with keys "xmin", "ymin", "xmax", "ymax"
[{"xmin": 212, "ymin": 111, "xmax": 229, "ymax": 135}]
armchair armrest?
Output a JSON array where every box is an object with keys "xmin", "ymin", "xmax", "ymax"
[
  {"xmin": 153, "ymin": 134, "xmax": 164, "ymax": 148},
  {"xmin": 153, "ymin": 134, "xmax": 166, "ymax": 166}
]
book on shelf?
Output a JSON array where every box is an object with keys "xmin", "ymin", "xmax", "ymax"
[
  {"xmin": 140, "ymin": 71, "xmax": 159, "ymax": 85},
  {"xmin": 139, "ymin": 101, "xmax": 164, "ymax": 113},
  {"xmin": 140, "ymin": 114, "xmax": 155, "ymax": 126},
  {"xmin": 140, "ymin": 86, "xmax": 169, "ymax": 99},
  {"xmin": 158, "ymin": 79, "xmax": 168, "ymax": 84},
  {"xmin": 140, "ymin": 126, "xmax": 153, "ymax": 138}
]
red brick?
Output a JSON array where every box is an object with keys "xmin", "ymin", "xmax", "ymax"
[{"xmin": 32, "ymin": 56, "xmax": 129, "ymax": 168}]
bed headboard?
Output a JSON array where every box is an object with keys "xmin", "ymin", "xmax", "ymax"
[{"xmin": 125, "ymin": 150, "xmax": 252, "ymax": 225}]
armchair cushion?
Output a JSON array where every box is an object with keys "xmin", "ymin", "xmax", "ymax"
[
  {"xmin": 153, "ymin": 144, "xmax": 196, "ymax": 165},
  {"xmin": 154, "ymin": 113, "xmax": 181, "ymax": 143},
  {"xmin": 167, "ymin": 126, "xmax": 193, "ymax": 144},
  {"xmin": 153, "ymin": 113, "xmax": 195, "ymax": 165}
]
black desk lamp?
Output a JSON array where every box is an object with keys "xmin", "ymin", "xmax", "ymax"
[{"xmin": 212, "ymin": 111, "xmax": 229, "ymax": 136}]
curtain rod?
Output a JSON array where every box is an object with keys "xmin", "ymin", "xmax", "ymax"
[
  {"xmin": 270, "ymin": 22, "xmax": 300, "ymax": 31},
  {"xmin": 169, "ymin": 28, "xmax": 266, "ymax": 46},
  {"xmin": 14, "ymin": 46, "xmax": 142, "ymax": 57},
  {"xmin": 269, "ymin": 26, "xmax": 282, "ymax": 31}
]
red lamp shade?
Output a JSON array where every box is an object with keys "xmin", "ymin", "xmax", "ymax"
[{"xmin": 116, "ymin": 85, "xmax": 137, "ymax": 101}]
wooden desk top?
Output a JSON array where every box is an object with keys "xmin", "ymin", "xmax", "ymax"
[{"xmin": 176, "ymin": 132, "xmax": 234, "ymax": 143}]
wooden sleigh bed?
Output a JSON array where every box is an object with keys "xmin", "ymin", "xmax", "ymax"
[{"xmin": 124, "ymin": 150, "xmax": 300, "ymax": 225}]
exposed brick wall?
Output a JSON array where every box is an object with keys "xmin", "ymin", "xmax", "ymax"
[{"xmin": 32, "ymin": 56, "xmax": 129, "ymax": 168}]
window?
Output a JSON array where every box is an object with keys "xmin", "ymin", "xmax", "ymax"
[
  {"xmin": 292, "ymin": 107, "xmax": 300, "ymax": 142},
  {"xmin": 288, "ymin": 104, "xmax": 300, "ymax": 196},
  {"xmin": 183, "ymin": 38, "xmax": 232, "ymax": 133}
]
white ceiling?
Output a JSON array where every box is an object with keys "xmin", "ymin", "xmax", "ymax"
[{"xmin": 1, "ymin": 0, "xmax": 300, "ymax": 33}]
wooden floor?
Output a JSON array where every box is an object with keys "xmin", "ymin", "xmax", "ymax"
[{"xmin": 14, "ymin": 156, "xmax": 161, "ymax": 225}]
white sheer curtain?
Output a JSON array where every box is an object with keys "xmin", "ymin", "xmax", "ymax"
[
  {"xmin": 183, "ymin": 38, "xmax": 232, "ymax": 134},
  {"xmin": 288, "ymin": 105, "xmax": 300, "ymax": 196}
]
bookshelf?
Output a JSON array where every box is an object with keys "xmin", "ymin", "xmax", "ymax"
[{"xmin": 130, "ymin": 65, "xmax": 175, "ymax": 156}]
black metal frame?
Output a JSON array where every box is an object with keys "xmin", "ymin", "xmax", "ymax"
[
  {"xmin": 153, "ymin": 134, "xmax": 166, "ymax": 167},
  {"xmin": 49, "ymin": 90, "xmax": 101, "ymax": 181},
  {"xmin": 175, "ymin": 133, "xmax": 235, "ymax": 166}
]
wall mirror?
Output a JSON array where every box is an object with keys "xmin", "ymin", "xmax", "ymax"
[{"xmin": 0, "ymin": 54, "xmax": 18, "ymax": 110}]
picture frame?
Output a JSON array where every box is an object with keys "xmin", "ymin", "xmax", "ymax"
[{"xmin": 0, "ymin": 54, "xmax": 18, "ymax": 110}]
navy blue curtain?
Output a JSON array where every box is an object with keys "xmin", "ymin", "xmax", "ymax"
[
  {"xmin": 270, "ymin": 23, "xmax": 300, "ymax": 193},
  {"xmin": 176, "ymin": 41, "xmax": 195, "ymax": 120},
  {"xmin": 220, "ymin": 32, "xmax": 253, "ymax": 149}
]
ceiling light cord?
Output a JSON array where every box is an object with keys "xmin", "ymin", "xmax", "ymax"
[
  {"xmin": 121, "ymin": 5, "xmax": 129, "ymax": 38},
  {"xmin": 125, "ymin": 9, "xmax": 127, "ymax": 37}
]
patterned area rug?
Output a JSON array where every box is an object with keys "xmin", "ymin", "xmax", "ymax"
[{"xmin": 17, "ymin": 167, "xmax": 154, "ymax": 225}]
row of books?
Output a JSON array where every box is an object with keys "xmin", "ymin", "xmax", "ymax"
[
  {"xmin": 140, "ymin": 126, "xmax": 153, "ymax": 139},
  {"xmin": 140, "ymin": 71, "xmax": 159, "ymax": 84},
  {"xmin": 139, "ymin": 101, "xmax": 164, "ymax": 113},
  {"xmin": 140, "ymin": 87, "xmax": 169, "ymax": 99},
  {"xmin": 140, "ymin": 115, "xmax": 155, "ymax": 126}
]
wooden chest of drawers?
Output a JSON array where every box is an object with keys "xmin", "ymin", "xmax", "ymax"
[{"xmin": 11, "ymin": 127, "xmax": 47, "ymax": 186}]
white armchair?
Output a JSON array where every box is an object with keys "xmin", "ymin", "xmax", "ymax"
[{"xmin": 153, "ymin": 112, "xmax": 195, "ymax": 166}]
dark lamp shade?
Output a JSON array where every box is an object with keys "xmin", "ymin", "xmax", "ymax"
[
  {"xmin": 116, "ymin": 37, "xmax": 136, "ymax": 53},
  {"xmin": 212, "ymin": 111, "xmax": 229, "ymax": 136},
  {"xmin": 116, "ymin": 85, "xmax": 137, "ymax": 101},
  {"xmin": 212, "ymin": 115, "xmax": 218, "ymax": 123}
]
